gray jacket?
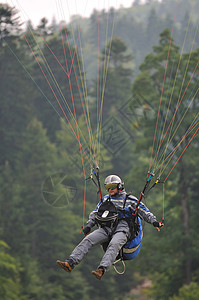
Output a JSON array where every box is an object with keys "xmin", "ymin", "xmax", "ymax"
[{"xmin": 86, "ymin": 189, "xmax": 157, "ymax": 228}]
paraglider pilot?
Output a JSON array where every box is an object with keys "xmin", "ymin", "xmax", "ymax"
[{"xmin": 56, "ymin": 175, "xmax": 163, "ymax": 280}]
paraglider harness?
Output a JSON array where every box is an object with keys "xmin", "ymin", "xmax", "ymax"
[
  {"xmin": 88, "ymin": 165, "xmax": 140, "ymax": 237},
  {"xmin": 95, "ymin": 193, "xmax": 140, "ymax": 239},
  {"xmin": 95, "ymin": 196, "xmax": 119, "ymax": 230},
  {"xmin": 96, "ymin": 193, "xmax": 141, "ymax": 275},
  {"xmin": 87, "ymin": 168, "xmax": 156, "ymax": 274},
  {"xmin": 87, "ymin": 166, "xmax": 119, "ymax": 230},
  {"xmin": 88, "ymin": 167, "xmax": 155, "ymax": 241},
  {"xmin": 121, "ymin": 193, "xmax": 140, "ymax": 240}
]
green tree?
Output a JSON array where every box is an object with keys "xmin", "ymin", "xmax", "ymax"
[
  {"xmin": 0, "ymin": 4, "xmax": 36, "ymax": 168},
  {"xmin": 91, "ymin": 35, "xmax": 133, "ymax": 122},
  {"xmin": 128, "ymin": 28, "xmax": 199, "ymax": 299},
  {"xmin": 0, "ymin": 161, "xmax": 27, "ymax": 257},
  {"xmin": 29, "ymin": 29, "xmax": 85, "ymax": 142},
  {"xmin": 37, "ymin": 17, "xmax": 49, "ymax": 36},
  {"xmin": 0, "ymin": 240, "xmax": 21, "ymax": 300},
  {"xmin": 0, "ymin": 3, "xmax": 21, "ymax": 40},
  {"xmin": 145, "ymin": 8, "xmax": 159, "ymax": 51},
  {"xmin": 14, "ymin": 118, "xmax": 80, "ymax": 299},
  {"xmin": 170, "ymin": 282, "xmax": 199, "ymax": 300}
]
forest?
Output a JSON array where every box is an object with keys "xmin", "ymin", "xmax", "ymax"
[{"xmin": 0, "ymin": 0, "xmax": 199, "ymax": 299}]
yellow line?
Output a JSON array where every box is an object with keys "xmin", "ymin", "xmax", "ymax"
[
  {"xmin": 26, "ymin": 25, "xmax": 95, "ymax": 162},
  {"xmin": 154, "ymin": 19, "xmax": 191, "ymax": 171},
  {"xmin": 156, "ymin": 20, "xmax": 199, "ymax": 174},
  {"xmin": 98, "ymin": 11, "xmax": 116, "ymax": 155},
  {"xmin": 159, "ymin": 115, "xmax": 199, "ymax": 178},
  {"xmin": 60, "ymin": 0, "xmax": 95, "ymax": 162}
]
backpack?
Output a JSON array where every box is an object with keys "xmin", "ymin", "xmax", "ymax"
[
  {"xmin": 95, "ymin": 198, "xmax": 118, "ymax": 228},
  {"xmin": 120, "ymin": 194, "xmax": 142, "ymax": 260},
  {"xmin": 122, "ymin": 218, "xmax": 143, "ymax": 260}
]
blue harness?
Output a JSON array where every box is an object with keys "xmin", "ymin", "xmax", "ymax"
[
  {"xmin": 122, "ymin": 217, "xmax": 143, "ymax": 260},
  {"xmin": 119, "ymin": 194, "xmax": 143, "ymax": 261}
]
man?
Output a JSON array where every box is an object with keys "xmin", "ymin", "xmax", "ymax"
[{"xmin": 56, "ymin": 175, "xmax": 163, "ymax": 280}]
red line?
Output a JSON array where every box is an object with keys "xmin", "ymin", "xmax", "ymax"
[
  {"xmin": 68, "ymin": 74, "xmax": 88, "ymax": 225},
  {"xmin": 69, "ymin": 25, "xmax": 83, "ymax": 76},
  {"xmin": 164, "ymin": 126, "xmax": 199, "ymax": 182},
  {"xmin": 36, "ymin": 18, "xmax": 94, "ymax": 157},
  {"xmin": 33, "ymin": 29, "xmax": 94, "ymax": 163},
  {"xmin": 72, "ymin": 66, "xmax": 95, "ymax": 152},
  {"xmin": 59, "ymin": 25, "xmax": 90, "ymax": 229},
  {"xmin": 60, "ymin": 23, "xmax": 95, "ymax": 153},
  {"xmin": 25, "ymin": 29, "xmax": 91, "ymax": 230},
  {"xmin": 24, "ymin": 34, "xmax": 92, "ymax": 167},
  {"xmin": 155, "ymin": 118, "xmax": 199, "ymax": 174},
  {"xmin": 60, "ymin": 23, "xmax": 82, "ymax": 76},
  {"xmin": 96, "ymin": 11, "xmax": 100, "ymax": 160},
  {"xmin": 68, "ymin": 75, "xmax": 86, "ymax": 171},
  {"xmin": 24, "ymin": 35, "xmax": 71, "ymax": 127},
  {"xmin": 152, "ymin": 60, "xmax": 199, "ymax": 168},
  {"xmin": 36, "ymin": 30, "xmax": 69, "ymax": 77},
  {"xmin": 61, "ymin": 23, "xmax": 82, "ymax": 77},
  {"xmin": 149, "ymin": 3, "xmax": 177, "ymax": 172},
  {"xmin": 60, "ymin": 26, "xmax": 69, "ymax": 73},
  {"xmin": 82, "ymin": 177, "xmax": 87, "ymax": 228},
  {"xmin": 162, "ymin": 182, "xmax": 165, "ymax": 221}
]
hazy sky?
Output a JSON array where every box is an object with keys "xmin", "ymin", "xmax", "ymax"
[{"xmin": 1, "ymin": 0, "xmax": 143, "ymax": 26}]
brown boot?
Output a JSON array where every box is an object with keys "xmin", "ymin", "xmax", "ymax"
[
  {"xmin": 56, "ymin": 260, "xmax": 73, "ymax": 272},
  {"xmin": 91, "ymin": 267, "xmax": 104, "ymax": 280}
]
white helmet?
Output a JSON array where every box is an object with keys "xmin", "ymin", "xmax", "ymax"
[{"xmin": 104, "ymin": 175, "xmax": 124, "ymax": 191}]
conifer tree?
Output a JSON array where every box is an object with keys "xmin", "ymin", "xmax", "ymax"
[
  {"xmin": 128, "ymin": 28, "xmax": 199, "ymax": 298},
  {"xmin": 0, "ymin": 3, "xmax": 21, "ymax": 40},
  {"xmin": 0, "ymin": 4, "xmax": 36, "ymax": 168},
  {"xmin": 0, "ymin": 241, "xmax": 21, "ymax": 300}
]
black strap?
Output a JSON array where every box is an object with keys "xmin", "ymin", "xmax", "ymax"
[
  {"xmin": 123, "ymin": 193, "xmax": 130, "ymax": 209},
  {"xmin": 122, "ymin": 193, "xmax": 140, "ymax": 240},
  {"xmin": 123, "ymin": 193, "xmax": 137, "ymax": 209}
]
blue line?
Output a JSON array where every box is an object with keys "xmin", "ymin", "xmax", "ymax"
[{"xmin": 4, "ymin": 37, "xmax": 94, "ymax": 164}]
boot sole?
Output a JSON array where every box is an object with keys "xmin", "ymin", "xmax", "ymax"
[
  {"xmin": 56, "ymin": 260, "xmax": 72, "ymax": 272},
  {"xmin": 91, "ymin": 270, "xmax": 103, "ymax": 280}
]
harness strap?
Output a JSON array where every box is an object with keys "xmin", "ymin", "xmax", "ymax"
[
  {"xmin": 121, "ymin": 193, "xmax": 140, "ymax": 240},
  {"xmin": 123, "ymin": 193, "xmax": 131, "ymax": 209}
]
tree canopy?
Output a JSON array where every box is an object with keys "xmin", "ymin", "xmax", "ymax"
[{"xmin": 0, "ymin": 1, "xmax": 199, "ymax": 299}]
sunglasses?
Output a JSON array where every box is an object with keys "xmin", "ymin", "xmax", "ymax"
[{"xmin": 105, "ymin": 183, "xmax": 118, "ymax": 191}]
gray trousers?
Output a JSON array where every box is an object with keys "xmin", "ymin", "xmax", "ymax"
[{"xmin": 69, "ymin": 220, "xmax": 130, "ymax": 272}]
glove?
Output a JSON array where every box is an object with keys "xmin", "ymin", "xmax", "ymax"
[
  {"xmin": 83, "ymin": 226, "xmax": 91, "ymax": 236},
  {"xmin": 153, "ymin": 221, "xmax": 160, "ymax": 227},
  {"xmin": 153, "ymin": 221, "xmax": 164, "ymax": 231}
]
